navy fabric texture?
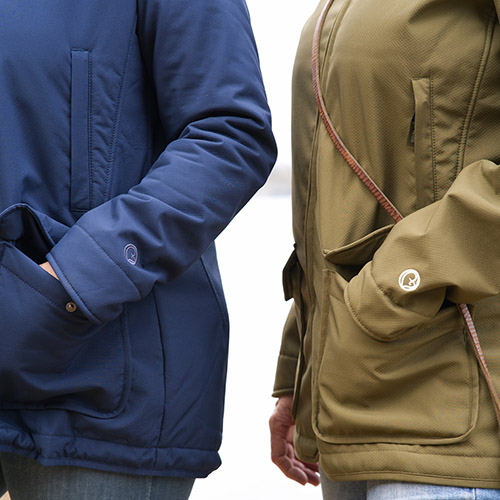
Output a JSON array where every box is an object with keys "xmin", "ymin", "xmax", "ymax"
[{"xmin": 0, "ymin": 0, "xmax": 276, "ymax": 478}]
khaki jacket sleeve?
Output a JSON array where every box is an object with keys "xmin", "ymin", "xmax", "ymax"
[
  {"xmin": 272, "ymin": 305, "xmax": 300, "ymax": 397},
  {"xmin": 346, "ymin": 160, "xmax": 500, "ymax": 341}
]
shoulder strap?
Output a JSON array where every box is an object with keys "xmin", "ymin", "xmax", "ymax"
[{"xmin": 312, "ymin": 0, "xmax": 500, "ymax": 429}]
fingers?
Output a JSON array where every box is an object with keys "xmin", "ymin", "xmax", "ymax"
[
  {"xmin": 299, "ymin": 462, "xmax": 321, "ymax": 486},
  {"xmin": 269, "ymin": 396, "xmax": 320, "ymax": 486},
  {"xmin": 283, "ymin": 443, "xmax": 320, "ymax": 486},
  {"xmin": 272, "ymin": 445, "xmax": 320, "ymax": 486},
  {"xmin": 39, "ymin": 261, "xmax": 59, "ymax": 280}
]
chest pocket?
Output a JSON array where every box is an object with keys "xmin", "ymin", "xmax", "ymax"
[
  {"xmin": 410, "ymin": 77, "xmax": 434, "ymax": 209},
  {"xmin": 70, "ymin": 48, "xmax": 91, "ymax": 213}
]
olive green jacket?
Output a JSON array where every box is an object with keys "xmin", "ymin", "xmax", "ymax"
[{"xmin": 274, "ymin": 0, "xmax": 500, "ymax": 487}]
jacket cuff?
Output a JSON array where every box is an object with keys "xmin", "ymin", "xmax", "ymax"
[
  {"xmin": 272, "ymin": 354, "xmax": 298, "ymax": 397},
  {"xmin": 47, "ymin": 224, "xmax": 141, "ymax": 324},
  {"xmin": 345, "ymin": 262, "xmax": 438, "ymax": 341}
]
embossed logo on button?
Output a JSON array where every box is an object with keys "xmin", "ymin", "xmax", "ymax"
[
  {"xmin": 398, "ymin": 269, "xmax": 420, "ymax": 292},
  {"xmin": 124, "ymin": 244, "xmax": 138, "ymax": 266}
]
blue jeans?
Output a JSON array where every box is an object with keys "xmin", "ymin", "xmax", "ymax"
[
  {"xmin": 320, "ymin": 472, "xmax": 500, "ymax": 500},
  {"xmin": 0, "ymin": 453, "xmax": 194, "ymax": 500}
]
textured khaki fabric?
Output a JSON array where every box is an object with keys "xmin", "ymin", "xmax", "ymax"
[{"xmin": 274, "ymin": 0, "xmax": 500, "ymax": 487}]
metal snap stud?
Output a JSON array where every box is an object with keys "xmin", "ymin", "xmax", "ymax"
[{"xmin": 65, "ymin": 302, "xmax": 77, "ymax": 313}]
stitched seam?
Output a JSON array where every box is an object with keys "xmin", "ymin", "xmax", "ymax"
[
  {"xmin": 327, "ymin": 469, "xmax": 500, "ymax": 482},
  {"xmin": 51, "ymin": 225, "xmax": 140, "ymax": 323},
  {"xmin": 77, "ymin": 224, "xmax": 141, "ymax": 297},
  {"xmin": 200, "ymin": 255, "xmax": 229, "ymax": 327},
  {"xmin": 315, "ymin": 347, "xmax": 473, "ymax": 443},
  {"xmin": 152, "ymin": 290, "xmax": 167, "ymax": 469},
  {"xmin": 24, "ymin": 452, "xmax": 215, "ymax": 473},
  {"xmin": 319, "ymin": 448, "xmax": 500, "ymax": 459},
  {"xmin": 344, "ymin": 275, "xmax": 433, "ymax": 342},
  {"xmin": 344, "ymin": 293, "xmax": 403, "ymax": 342},
  {"xmin": 106, "ymin": 312, "xmax": 130, "ymax": 415},
  {"xmin": 335, "ymin": 294, "xmax": 476, "ymax": 440},
  {"xmin": 454, "ymin": 10, "xmax": 496, "ymax": 178},
  {"xmin": 69, "ymin": 48, "xmax": 90, "ymax": 212},
  {"xmin": 48, "ymin": 256, "xmax": 98, "ymax": 323},
  {"xmin": 369, "ymin": 267, "xmax": 435, "ymax": 319},
  {"xmin": 24, "ymin": 431, "xmax": 218, "ymax": 453},
  {"xmin": 0, "ymin": 263, "xmax": 66, "ymax": 313},
  {"xmin": 4, "ymin": 317, "xmax": 129, "ymax": 416},
  {"xmin": 0, "ymin": 313, "xmax": 130, "ymax": 416},
  {"xmin": 314, "ymin": 271, "xmax": 332, "ymax": 433},
  {"xmin": 430, "ymin": 76, "xmax": 437, "ymax": 201},
  {"xmin": 88, "ymin": 50, "xmax": 94, "ymax": 208},
  {"xmin": 104, "ymin": 17, "xmax": 137, "ymax": 201},
  {"xmin": 0, "ymin": 402, "xmax": 119, "ymax": 418},
  {"xmin": 146, "ymin": 476, "xmax": 153, "ymax": 500},
  {"xmin": 305, "ymin": 0, "xmax": 352, "ymax": 309}
]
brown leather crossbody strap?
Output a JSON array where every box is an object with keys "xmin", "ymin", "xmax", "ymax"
[
  {"xmin": 312, "ymin": 0, "xmax": 403, "ymax": 224},
  {"xmin": 312, "ymin": 0, "xmax": 500, "ymax": 428}
]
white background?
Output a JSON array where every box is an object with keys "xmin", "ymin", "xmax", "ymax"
[
  {"xmin": 190, "ymin": 194, "xmax": 321, "ymax": 500},
  {"xmin": 190, "ymin": 1, "xmax": 321, "ymax": 498}
]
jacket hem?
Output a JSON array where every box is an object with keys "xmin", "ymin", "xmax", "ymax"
[
  {"xmin": 0, "ymin": 429, "xmax": 221, "ymax": 478},
  {"xmin": 318, "ymin": 447, "xmax": 500, "ymax": 489}
]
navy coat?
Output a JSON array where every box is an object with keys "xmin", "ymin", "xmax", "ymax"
[{"xmin": 0, "ymin": 0, "xmax": 276, "ymax": 477}]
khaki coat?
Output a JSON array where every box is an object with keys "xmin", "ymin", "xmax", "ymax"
[{"xmin": 274, "ymin": 0, "xmax": 500, "ymax": 487}]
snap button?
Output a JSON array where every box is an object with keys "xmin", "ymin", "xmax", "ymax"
[{"xmin": 65, "ymin": 302, "xmax": 77, "ymax": 313}]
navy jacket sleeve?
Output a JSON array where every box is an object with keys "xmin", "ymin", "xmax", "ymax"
[{"xmin": 47, "ymin": 0, "xmax": 276, "ymax": 324}]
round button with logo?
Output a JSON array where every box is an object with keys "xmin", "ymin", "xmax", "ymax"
[{"xmin": 398, "ymin": 269, "xmax": 421, "ymax": 292}]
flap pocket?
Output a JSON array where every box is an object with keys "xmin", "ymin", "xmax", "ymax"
[
  {"xmin": 322, "ymin": 225, "xmax": 394, "ymax": 282},
  {"xmin": 313, "ymin": 269, "xmax": 479, "ymax": 445},
  {"xmin": 323, "ymin": 225, "xmax": 393, "ymax": 266},
  {"xmin": 70, "ymin": 48, "xmax": 91, "ymax": 212},
  {"xmin": 0, "ymin": 205, "xmax": 131, "ymax": 418},
  {"xmin": 282, "ymin": 247, "xmax": 309, "ymax": 335},
  {"xmin": 283, "ymin": 247, "xmax": 301, "ymax": 301}
]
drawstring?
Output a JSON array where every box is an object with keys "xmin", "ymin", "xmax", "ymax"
[{"xmin": 312, "ymin": 0, "xmax": 500, "ymax": 428}]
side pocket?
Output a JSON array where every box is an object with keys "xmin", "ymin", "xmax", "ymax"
[
  {"xmin": 411, "ymin": 77, "xmax": 434, "ymax": 208},
  {"xmin": 0, "ymin": 204, "xmax": 131, "ymax": 418},
  {"xmin": 200, "ymin": 244, "xmax": 229, "ymax": 329},
  {"xmin": 70, "ymin": 49, "xmax": 91, "ymax": 213},
  {"xmin": 314, "ymin": 228, "xmax": 479, "ymax": 445}
]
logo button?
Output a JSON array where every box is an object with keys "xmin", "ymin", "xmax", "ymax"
[
  {"xmin": 398, "ymin": 269, "xmax": 420, "ymax": 292},
  {"xmin": 124, "ymin": 244, "xmax": 138, "ymax": 266}
]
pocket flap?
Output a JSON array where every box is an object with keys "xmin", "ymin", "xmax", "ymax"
[
  {"xmin": 283, "ymin": 247, "xmax": 300, "ymax": 301},
  {"xmin": 0, "ymin": 204, "xmax": 70, "ymax": 263},
  {"xmin": 323, "ymin": 224, "xmax": 393, "ymax": 266}
]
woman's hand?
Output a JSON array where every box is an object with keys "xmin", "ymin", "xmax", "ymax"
[
  {"xmin": 39, "ymin": 261, "xmax": 59, "ymax": 280},
  {"xmin": 269, "ymin": 394, "xmax": 320, "ymax": 486}
]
